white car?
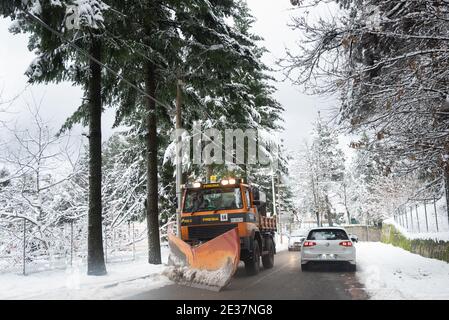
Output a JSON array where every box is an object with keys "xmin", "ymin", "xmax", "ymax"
[
  {"xmin": 348, "ymin": 233, "xmax": 359, "ymax": 243},
  {"xmin": 288, "ymin": 235, "xmax": 306, "ymax": 251},
  {"xmin": 300, "ymin": 227, "xmax": 356, "ymax": 272}
]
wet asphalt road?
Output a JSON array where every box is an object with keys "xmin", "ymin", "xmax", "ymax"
[{"xmin": 127, "ymin": 250, "xmax": 368, "ymax": 300}]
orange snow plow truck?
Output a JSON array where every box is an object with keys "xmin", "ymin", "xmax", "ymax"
[{"xmin": 166, "ymin": 178, "xmax": 277, "ymax": 291}]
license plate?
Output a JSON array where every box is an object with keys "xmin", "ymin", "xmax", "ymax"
[{"xmin": 320, "ymin": 254, "xmax": 336, "ymax": 260}]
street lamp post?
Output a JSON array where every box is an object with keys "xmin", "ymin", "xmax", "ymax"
[{"xmin": 175, "ymin": 77, "xmax": 183, "ymax": 236}]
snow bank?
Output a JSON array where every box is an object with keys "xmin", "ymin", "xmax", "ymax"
[
  {"xmin": 356, "ymin": 242, "xmax": 449, "ymax": 299},
  {"xmin": 275, "ymin": 233, "xmax": 289, "ymax": 252},
  {"xmin": 384, "ymin": 218, "xmax": 449, "ymax": 242},
  {"xmin": 163, "ymin": 264, "xmax": 233, "ymax": 292},
  {"xmin": 0, "ymin": 248, "xmax": 172, "ymax": 300},
  {"xmin": 387, "ymin": 194, "xmax": 449, "ymax": 242},
  {"xmin": 164, "ymin": 245, "xmax": 238, "ymax": 291}
]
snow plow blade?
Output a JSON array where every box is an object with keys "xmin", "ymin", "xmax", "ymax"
[{"xmin": 165, "ymin": 228, "xmax": 240, "ymax": 292}]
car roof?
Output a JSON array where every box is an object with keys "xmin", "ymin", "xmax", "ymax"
[{"xmin": 308, "ymin": 227, "xmax": 347, "ymax": 231}]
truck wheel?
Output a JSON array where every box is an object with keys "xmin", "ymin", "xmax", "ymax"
[
  {"xmin": 347, "ymin": 263, "xmax": 356, "ymax": 272},
  {"xmin": 245, "ymin": 239, "xmax": 261, "ymax": 276},
  {"xmin": 262, "ymin": 238, "xmax": 274, "ymax": 269}
]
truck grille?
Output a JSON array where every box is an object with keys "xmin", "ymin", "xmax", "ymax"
[{"xmin": 188, "ymin": 224, "xmax": 238, "ymax": 241}]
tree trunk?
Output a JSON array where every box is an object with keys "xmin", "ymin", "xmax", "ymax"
[
  {"xmin": 87, "ymin": 36, "xmax": 106, "ymax": 276},
  {"xmin": 145, "ymin": 61, "xmax": 161, "ymax": 264},
  {"xmin": 346, "ymin": 209, "xmax": 351, "ymax": 225},
  {"xmin": 444, "ymin": 164, "xmax": 449, "ymax": 227},
  {"xmin": 241, "ymin": 164, "xmax": 248, "ymax": 183},
  {"xmin": 343, "ymin": 183, "xmax": 351, "ymax": 224},
  {"xmin": 325, "ymin": 194, "xmax": 333, "ymax": 226}
]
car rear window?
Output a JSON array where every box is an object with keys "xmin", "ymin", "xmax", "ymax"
[{"xmin": 307, "ymin": 229, "xmax": 349, "ymax": 240}]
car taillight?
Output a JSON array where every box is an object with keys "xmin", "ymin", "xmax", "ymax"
[
  {"xmin": 339, "ymin": 241, "xmax": 353, "ymax": 247},
  {"xmin": 303, "ymin": 241, "xmax": 316, "ymax": 247}
]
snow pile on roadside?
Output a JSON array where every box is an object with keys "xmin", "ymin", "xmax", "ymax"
[
  {"xmin": 163, "ymin": 250, "xmax": 235, "ymax": 291},
  {"xmin": 275, "ymin": 233, "xmax": 289, "ymax": 252},
  {"xmin": 356, "ymin": 242, "xmax": 449, "ymax": 299},
  {"xmin": 384, "ymin": 218, "xmax": 449, "ymax": 242},
  {"xmin": 163, "ymin": 264, "xmax": 233, "ymax": 292},
  {"xmin": 0, "ymin": 247, "xmax": 172, "ymax": 300}
]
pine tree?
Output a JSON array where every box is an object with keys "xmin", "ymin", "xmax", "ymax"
[
  {"xmin": 104, "ymin": 0, "xmax": 285, "ymax": 263},
  {"xmin": 2, "ymin": 1, "xmax": 288, "ymax": 267},
  {"xmin": 2, "ymin": 0, "xmax": 119, "ymax": 275}
]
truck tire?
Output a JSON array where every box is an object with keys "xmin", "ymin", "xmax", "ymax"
[
  {"xmin": 348, "ymin": 263, "xmax": 356, "ymax": 272},
  {"xmin": 245, "ymin": 239, "xmax": 261, "ymax": 276},
  {"xmin": 262, "ymin": 238, "xmax": 274, "ymax": 269}
]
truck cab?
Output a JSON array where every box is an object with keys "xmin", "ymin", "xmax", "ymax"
[{"xmin": 180, "ymin": 178, "xmax": 277, "ymax": 275}]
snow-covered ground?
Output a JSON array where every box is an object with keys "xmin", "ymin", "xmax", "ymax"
[
  {"xmin": 388, "ymin": 194, "xmax": 449, "ymax": 242},
  {"xmin": 8, "ymin": 234, "xmax": 449, "ymax": 300},
  {"xmin": 356, "ymin": 242, "xmax": 449, "ymax": 299},
  {"xmin": 0, "ymin": 247, "xmax": 172, "ymax": 299},
  {"xmin": 275, "ymin": 233, "xmax": 289, "ymax": 252},
  {"xmin": 385, "ymin": 218, "xmax": 449, "ymax": 242}
]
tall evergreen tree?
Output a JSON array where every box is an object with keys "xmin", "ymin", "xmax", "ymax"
[
  {"xmin": 2, "ymin": 1, "xmax": 288, "ymax": 267},
  {"xmin": 2, "ymin": 0, "xmax": 119, "ymax": 274},
  {"xmin": 105, "ymin": 0, "xmax": 284, "ymax": 263}
]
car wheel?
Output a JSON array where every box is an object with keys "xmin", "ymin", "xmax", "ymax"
[
  {"xmin": 301, "ymin": 263, "xmax": 309, "ymax": 272},
  {"xmin": 245, "ymin": 239, "xmax": 261, "ymax": 276},
  {"xmin": 348, "ymin": 263, "xmax": 356, "ymax": 272}
]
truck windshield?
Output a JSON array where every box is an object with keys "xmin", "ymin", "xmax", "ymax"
[{"xmin": 183, "ymin": 188, "xmax": 243, "ymax": 212}]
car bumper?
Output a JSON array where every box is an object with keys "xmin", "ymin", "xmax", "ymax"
[{"xmin": 301, "ymin": 251, "xmax": 356, "ymax": 264}]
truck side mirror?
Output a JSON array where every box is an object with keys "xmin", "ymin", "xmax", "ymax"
[{"xmin": 254, "ymin": 200, "xmax": 267, "ymax": 216}]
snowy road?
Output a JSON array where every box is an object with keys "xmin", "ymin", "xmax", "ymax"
[
  {"xmin": 127, "ymin": 250, "xmax": 368, "ymax": 300},
  {"xmin": 4, "ymin": 242, "xmax": 449, "ymax": 299}
]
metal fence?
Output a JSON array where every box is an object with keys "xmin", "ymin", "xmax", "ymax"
[
  {"xmin": 393, "ymin": 195, "xmax": 449, "ymax": 235},
  {"xmin": 0, "ymin": 218, "xmax": 148, "ymax": 275}
]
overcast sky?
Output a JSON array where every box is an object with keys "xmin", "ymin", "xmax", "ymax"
[
  {"xmin": 246, "ymin": 0, "xmax": 341, "ymax": 149},
  {"xmin": 0, "ymin": 1, "xmax": 342, "ymax": 154}
]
